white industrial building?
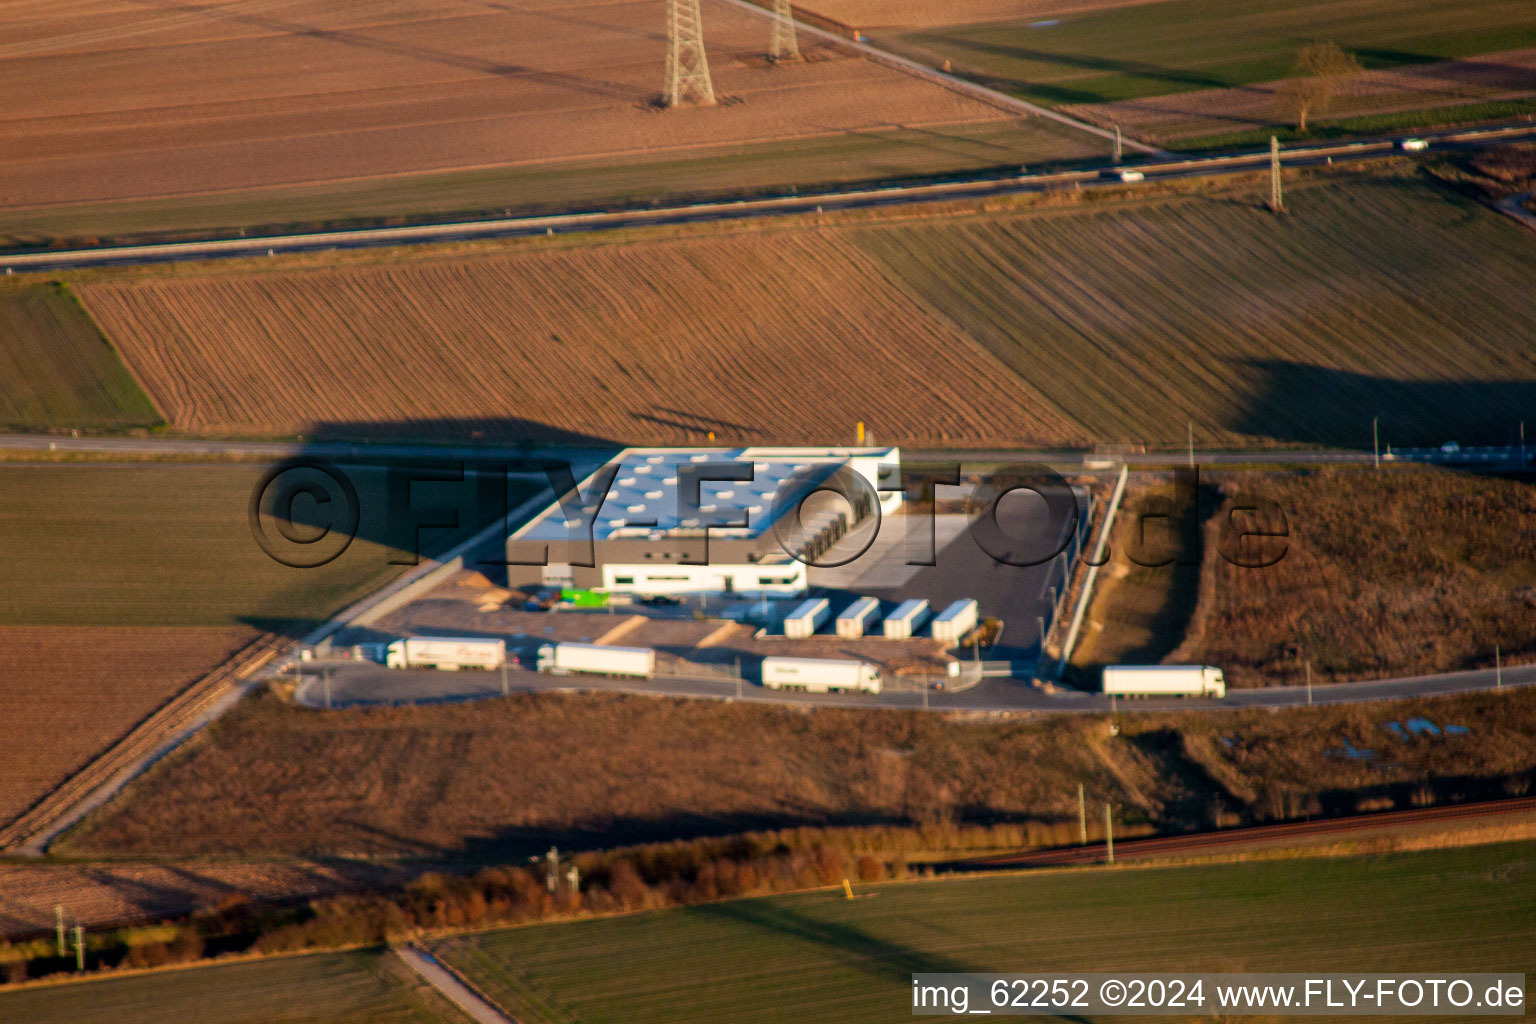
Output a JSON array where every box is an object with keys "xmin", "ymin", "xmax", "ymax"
[{"xmin": 505, "ymin": 446, "xmax": 903, "ymax": 597}]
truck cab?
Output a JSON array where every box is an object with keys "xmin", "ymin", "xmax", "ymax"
[
  {"xmin": 1202, "ymin": 666, "xmax": 1226, "ymax": 698},
  {"xmin": 384, "ymin": 640, "xmax": 408, "ymax": 669}
]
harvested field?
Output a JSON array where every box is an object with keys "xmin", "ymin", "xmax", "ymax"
[
  {"xmin": 55, "ymin": 686, "xmax": 1536, "ymax": 859},
  {"xmin": 1066, "ymin": 49, "xmax": 1536, "ymax": 142},
  {"xmin": 0, "ymin": 626, "xmax": 255, "ymax": 828},
  {"xmin": 79, "ymin": 231, "xmax": 1067, "ymax": 446},
  {"xmin": 848, "ymin": 172, "xmax": 1536, "ymax": 448},
  {"xmin": 0, "ymin": 282, "xmax": 160, "ymax": 431},
  {"xmin": 1181, "ymin": 467, "xmax": 1536, "ymax": 687},
  {"xmin": 884, "ymin": 0, "xmax": 1536, "ymax": 107},
  {"xmin": 74, "ymin": 170, "xmax": 1536, "ymax": 448},
  {"xmin": 0, "ymin": 0, "xmax": 1046, "ymax": 213}
]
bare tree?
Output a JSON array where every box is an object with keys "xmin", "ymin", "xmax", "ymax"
[{"xmin": 1277, "ymin": 42, "xmax": 1362, "ymax": 132}]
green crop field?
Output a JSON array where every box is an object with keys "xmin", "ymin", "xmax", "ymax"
[
  {"xmin": 884, "ymin": 0, "xmax": 1536, "ymax": 106},
  {"xmin": 0, "ymin": 463, "xmax": 535, "ymax": 629},
  {"xmin": 0, "ymin": 949, "xmax": 460, "ymax": 1024},
  {"xmin": 0, "ymin": 283, "xmax": 161, "ymax": 431},
  {"xmin": 848, "ymin": 171, "xmax": 1536, "ymax": 448},
  {"xmin": 434, "ymin": 844, "xmax": 1536, "ymax": 1024}
]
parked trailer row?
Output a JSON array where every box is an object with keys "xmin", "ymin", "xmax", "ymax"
[
  {"xmin": 1102, "ymin": 665, "xmax": 1225, "ymax": 698},
  {"xmin": 537, "ymin": 642, "xmax": 656, "ymax": 679},
  {"xmin": 761, "ymin": 656, "xmax": 882, "ymax": 694},
  {"xmin": 385, "ymin": 637, "xmax": 505, "ymax": 671}
]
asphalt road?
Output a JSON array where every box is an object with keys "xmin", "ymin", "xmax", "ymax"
[
  {"xmin": 4, "ymin": 124, "xmax": 1532, "ymax": 274},
  {"xmin": 291, "ymin": 658, "xmax": 1536, "ymax": 713}
]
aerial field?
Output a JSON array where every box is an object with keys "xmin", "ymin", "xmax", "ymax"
[
  {"xmin": 0, "ymin": 949, "xmax": 459, "ymax": 1024},
  {"xmin": 0, "ymin": 626, "xmax": 254, "ymax": 827},
  {"xmin": 880, "ymin": 0, "xmax": 1536, "ymax": 106},
  {"xmin": 1065, "ymin": 49, "xmax": 1536, "ymax": 144},
  {"xmin": 75, "ymin": 169, "xmax": 1536, "ymax": 449},
  {"xmin": 57, "ymin": 686, "xmax": 1536, "ymax": 859},
  {"xmin": 0, "ymin": 282, "xmax": 160, "ymax": 431},
  {"xmin": 78, "ymin": 231, "xmax": 1068, "ymax": 446},
  {"xmin": 432, "ymin": 843, "xmax": 1536, "ymax": 1024},
  {"xmin": 0, "ymin": 0, "xmax": 1097, "ymax": 243},
  {"xmin": 0, "ymin": 464, "xmax": 421, "ymax": 628}
]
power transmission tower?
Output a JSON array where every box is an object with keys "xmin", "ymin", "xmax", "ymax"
[
  {"xmin": 769, "ymin": 0, "xmax": 801, "ymax": 62},
  {"xmin": 1269, "ymin": 135, "xmax": 1284, "ymax": 212},
  {"xmin": 664, "ymin": 0, "xmax": 716, "ymax": 107},
  {"xmin": 1113, "ymin": 124, "xmax": 1122, "ymax": 164}
]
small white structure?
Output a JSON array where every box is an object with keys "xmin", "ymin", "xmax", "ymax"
[
  {"xmin": 784, "ymin": 597, "xmax": 831, "ymax": 638},
  {"xmin": 385, "ymin": 637, "xmax": 506, "ymax": 671},
  {"xmin": 761, "ymin": 656, "xmax": 882, "ymax": 694},
  {"xmin": 883, "ymin": 598, "xmax": 930, "ymax": 639},
  {"xmin": 1102, "ymin": 665, "xmax": 1225, "ymax": 698},
  {"xmin": 931, "ymin": 599, "xmax": 980, "ymax": 644},
  {"xmin": 835, "ymin": 596, "xmax": 882, "ymax": 638},
  {"xmin": 536, "ymin": 642, "xmax": 655, "ymax": 679}
]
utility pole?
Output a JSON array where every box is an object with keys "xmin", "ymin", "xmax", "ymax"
[
  {"xmin": 1113, "ymin": 124, "xmax": 1123, "ymax": 164},
  {"xmin": 1077, "ymin": 784, "xmax": 1088, "ymax": 844},
  {"xmin": 546, "ymin": 846, "xmax": 560, "ymax": 893},
  {"xmin": 664, "ymin": 0, "xmax": 716, "ymax": 106},
  {"xmin": 73, "ymin": 923, "xmax": 85, "ymax": 972},
  {"xmin": 768, "ymin": 0, "xmax": 801, "ymax": 62},
  {"xmin": 323, "ymin": 668, "xmax": 332, "ymax": 710},
  {"xmin": 922, "ymin": 681, "xmax": 929, "ymax": 710},
  {"xmin": 500, "ymin": 659, "xmax": 509, "ymax": 698},
  {"xmin": 1187, "ymin": 421, "xmax": 1194, "ymax": 468},
  {"xmin": 1103, "ymin": 804, "xmax": 1115, "ymax": 865},
  {"xmin": 1269, "ymin": 135, "xmax": 1284, "ymax": 212},
  {"xmin": 1373, "ymin": 417, "xmax": 1380, "ymax": 470},
  {"xmin": 1037, "ymin": 615, "xmax": 1046, "ymax": 650},
  {"xmin": 55, "ymin": 905, "xmax": 66, "ymax": 957},
  {"xmin": 1496, "ymin": 643, "xmax": 1502, "ymax": 689},
  {"xmin": 1306, "ymin": 660, "xmax": 1312, "ymax": 706}
]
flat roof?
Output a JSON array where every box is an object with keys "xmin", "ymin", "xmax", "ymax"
[{"xmin": 515, "ymin": 446, "xmax": 899, "ymax": 544}]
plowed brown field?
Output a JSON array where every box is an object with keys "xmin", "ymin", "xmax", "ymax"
[
  {"xmin": 799, "ymin": 0, "xmax": 1156, "ymax": 30},
  {"xmin": 79, "ymin": 231, "xmax": 1074, "ymax": 446},
  {"xmin": 0, "ymin": 626, "xmax": 257, "ymax": 828},
  {"xmin": 0, "ymin": 0, "xmax": 1021, "ymax": 209}
]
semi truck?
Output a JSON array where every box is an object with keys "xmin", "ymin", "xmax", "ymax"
[
  {"xmin": 384, "ymin": 637, "xmax": 506, "ymax": 671},
  {"xmin": 883, "ymin": 598, "xmax": 930, "ymax": 639},
  {"xmin": 783, "ymin": 597, "xmax": 831, "ymax": 638},
  {"xmin": 536, "ymin": 642, "xmax": 656, "ymax": 679},
  {"xmin": 835, "ymin": 596, "xmax": 881, "ymax": 638},
  {"xmin": 930, "ymin": 599, "xmax": 979, "ymax": 644},
  {"xmin": 761, "ymin": 656, "xmax": 882, "ymax": 695},
  {"xmin": 1101, "ymin": 665, "xmax": 1226, "ymax": 698}
]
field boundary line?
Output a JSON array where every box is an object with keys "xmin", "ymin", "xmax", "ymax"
[
  {"xmin": 397, "ymin": 943, "xmax": 521, "ymax": 1024},
  {"xmin": 1054, "ymin": 463, "xmax": 1128, "ymax": 676},
  {"xmin": 721, "ymin": 0, "xmax": 1170, "ymax": 156},
  {"xmin": 0, "ymin": 634, "xmax": 286, "ymax": 854}
]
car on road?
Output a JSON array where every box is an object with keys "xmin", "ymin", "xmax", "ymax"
[
  {"xmin": 1400, "ymin": 138, "xmax": 1430, "ymax": 152},
  {"xmin": 1103, "ymin": 168, "xmax": 1145, "ymax": 182},
  {"xmin": 1439, "ymin": 441, "xmax": 1461, "ymax": 454},
  {"xmin": 637, "ymin": 594, "xmax": 682, "ymax": 607}
]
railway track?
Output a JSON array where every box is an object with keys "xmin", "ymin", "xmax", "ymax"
[
  {"xmin": 954, "ymin": 797, "xmax": 1536, "ymax": 870},
  {"xmin": 0, "ymin": 634, "xmax": 289, "ymax": 853}
]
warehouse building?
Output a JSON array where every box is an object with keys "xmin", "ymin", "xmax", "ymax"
[{"xmin": 505, "ymin": 446, "xmax": 902, "ymax": 596}]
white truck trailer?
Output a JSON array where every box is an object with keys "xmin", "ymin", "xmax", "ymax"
[
  {"xmin": 1101, "ymin": 665, "xmax": 1226, "ymax": 698},
  {"xmin": 536, "ymin": 643, "xmax": 656, "ymax": 679},
  {"xmin": 930, "ymin": 599, "xmax": 980, "ymax": 644},
  {"xmin": 784, "ymin": 597, "xmax": 831, "ymax": 638},
  {"xmin": 835, "ymin": 596, "xmax": 882, "ymax": 638},
  {"xmin": 761, "ymin": 656, "xmax": 883, "ymax": 694},
  {"xmin": 882, "ymin": 598, "xmax": 930, "ymax": 639},
  {"xmin": 384, "ymin": 637, "xmax": 506, "ymax": 671}
]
